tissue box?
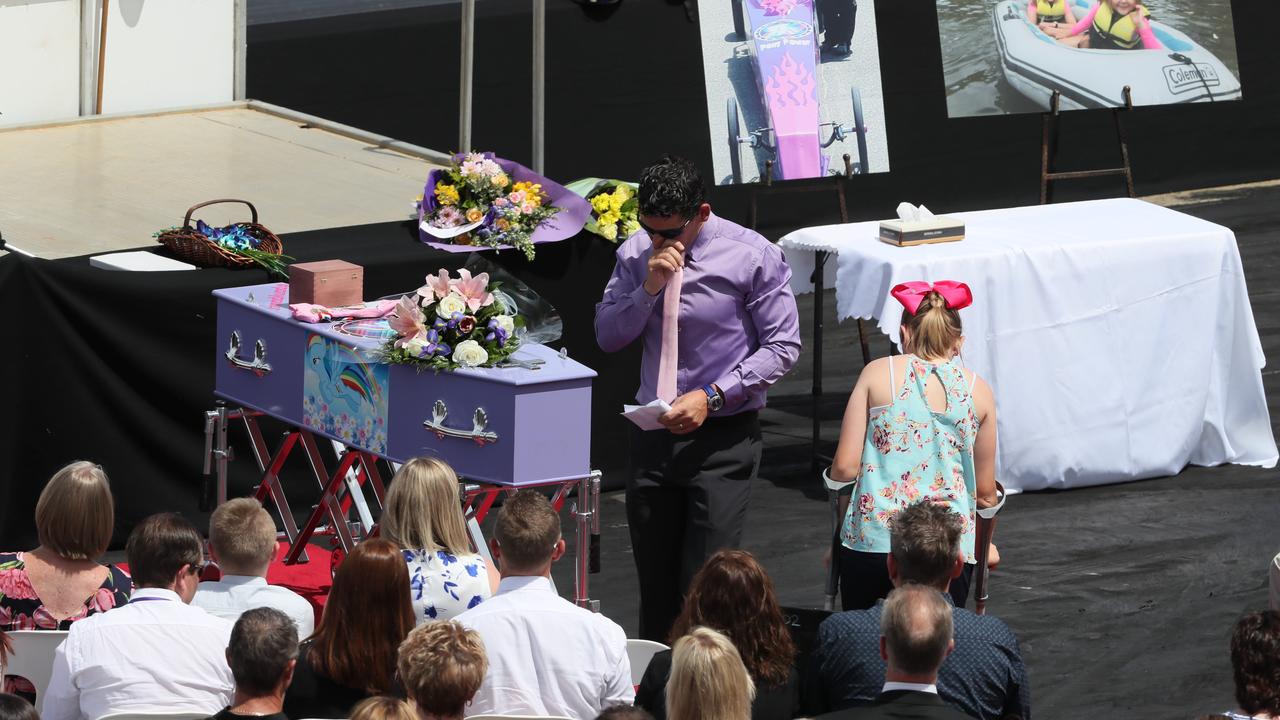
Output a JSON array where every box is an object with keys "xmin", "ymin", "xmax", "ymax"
[
  {"xmin": 879, "ymin": 218, "xmax": 965, "ymax": 247},
  {"xmin": 288, "ymin": 260, "xmax": 363, "ymax": 306}
]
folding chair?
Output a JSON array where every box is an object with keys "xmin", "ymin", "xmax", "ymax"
[
  {"xmin": 625, "ymin": 638, "xmax": 669, "ymax": 687},
  {"xmin": 0, "ymin": 629, "xmax": 68, "ymax": 713}
]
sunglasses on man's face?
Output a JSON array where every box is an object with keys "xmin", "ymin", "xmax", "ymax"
[{"xmin": 639, "ymin": 216, "xmax": 694, "ymax": 241}]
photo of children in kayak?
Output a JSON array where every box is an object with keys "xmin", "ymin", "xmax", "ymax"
[{"xmin": 938, "ymin": 0, "xmax": 1242, "ymax": 118}]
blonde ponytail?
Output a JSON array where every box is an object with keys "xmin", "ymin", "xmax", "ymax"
[{"xmin": 901, "ymin": 290, "xmax": 963, "ymax": 360}]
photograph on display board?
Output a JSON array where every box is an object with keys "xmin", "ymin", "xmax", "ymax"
[
  {"xmin": 938, "ymin": 0, "xmax": 1242, "ymax": 118},
  {"xmin": 698, "ymin": 0, "xmax": 891, "ymax": 185}
]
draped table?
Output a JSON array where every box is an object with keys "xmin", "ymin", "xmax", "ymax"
[{"xmin": 780, "ymin": 198, "xmax": 1277, "ymax": 491}]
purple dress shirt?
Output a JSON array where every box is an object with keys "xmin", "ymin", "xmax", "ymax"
[{"xmin": 595, "ymin": 213, "xmax": 801, "ymax": 415}]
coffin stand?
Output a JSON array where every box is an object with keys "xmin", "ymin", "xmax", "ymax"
[{"xmin": 204, "ymin": 282, "xmax": 603, "ymax": 607}]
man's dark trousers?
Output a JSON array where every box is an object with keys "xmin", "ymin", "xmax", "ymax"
[{"xmin": 626, "ymin": 411, "xmax": 762, "ymax": 642}]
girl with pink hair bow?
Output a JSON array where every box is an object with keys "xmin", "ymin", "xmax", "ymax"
[{"xmin": 826, "ymin": 281, "xmax": 1001, "ymax": 611}]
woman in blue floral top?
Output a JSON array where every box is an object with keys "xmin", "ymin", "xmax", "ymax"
[
  {"xmin": 1, "ymin": 461, "xmax": 133, "ymax": 699},
  {"xmin": 381, "ymin": 457, "xmax": 497, "ymax": 622},
  {"xmin": 829, "ymin": 282, "xmax": 999, "ymax": 611}
]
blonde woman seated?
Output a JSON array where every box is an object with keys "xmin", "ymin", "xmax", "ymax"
[
  {"xmin": 666, "ymin": 627, "xmax": 755, "ymax": 720},
  {"xmin": 382, "ymin": 458, "xmax": 498, "ymax": 622},
  {"xmin": 0, "ymin": 462, "xmax": 132, "ymax": 698}
]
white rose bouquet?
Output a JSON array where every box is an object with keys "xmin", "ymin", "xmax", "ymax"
[{"xmin": 381, "ymin": 268, "xmax": 524, "ymax": 371}]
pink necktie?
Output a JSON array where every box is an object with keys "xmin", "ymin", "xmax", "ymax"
[{"xmin": 656, "ymin": 267, "xmax": 682, "ymax": 403}]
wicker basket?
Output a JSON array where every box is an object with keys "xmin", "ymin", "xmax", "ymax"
[{"xmin": 157, "ymin": 199, "xmax": 283, "ymax": 269}]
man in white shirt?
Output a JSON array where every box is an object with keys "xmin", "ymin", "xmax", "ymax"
[
  {"xmin": 193, "ymin": 498, "xmax": 315, "ymax": 638},
  {"xmin": 455, "ymin": 491, "xmax": 633, "ymax": 720},
  {"xmin": 43, "ymin": 513, "xmax": 235, "ymax": 720},
  {"xmin": 816, "ymin": 585, "xmax": 970, "ymax": 720}
]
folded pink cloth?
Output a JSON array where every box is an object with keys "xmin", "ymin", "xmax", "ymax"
[{"xmin": 290, "ymin": 299, "xmax": 398, "ymax": 323}]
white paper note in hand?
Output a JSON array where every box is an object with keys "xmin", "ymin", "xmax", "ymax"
[{"xmin": 622, "ymin": 399, "xmax": 673, "ymax": 431}]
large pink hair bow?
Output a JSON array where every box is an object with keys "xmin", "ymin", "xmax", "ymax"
[{"xmin": 891, "ymin": 281, "xmax": 973, "ymax": 315}]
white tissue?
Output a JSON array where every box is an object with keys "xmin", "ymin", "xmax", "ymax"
[{"xmin": 895, "ymin": 202, "xmax": 935, "ymax": 222}]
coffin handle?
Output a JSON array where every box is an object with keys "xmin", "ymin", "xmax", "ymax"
[
  {"xmin": 423, "ymin": 400, "xmax": 499, "ymax": 446},
  {"xmin": 225, "ymin": 331, "xmax": 273, "ymax": 377}
]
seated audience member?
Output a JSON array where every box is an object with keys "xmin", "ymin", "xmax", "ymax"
[
  {"xmin": 213, "ymin": 607, "xmax": 298, "ymax": 720},
  {"xmin": 666, "ymin": 627, "xmax": 755, "ymax": 720},
  {"xmin": 1269, "ymin": 552, "xmax": 1279, "ymax": 612},
  {"xmin": 816, "ymin": 586, "xmax": 970, "ymax": 720},
  {"xmin": 636, "ymin": 550, "xmax": 798, "ymax": 720},
  {"xmin": 350, "ymin": 697, "xmax": 418, "ymax": 720},
  {"xmin": 813, "ymin": 501, "xmax": 1028, "ymax": 720},
  {"xmin": 1217, "ymin": 610, "xmax": 1280, "ymax": 720},
  {"xmin": 382, "ymin": 458, "xmax": 497, "ymax": 622},
  {"xmin": 42, "ymin": 513, "xmax": 235, "ymax": 720},
  {"xmin": 283, "ymin": 539, "xmax": 414, "ymax": 720},
  {"xmin": 193, "ymin": 498, "xmax": 315, "ymax": 638},
  {"xmin": 596, "ymin": 706, "xmax": 656, "ymax": 720},
  {"xmin": 456, "ymin": 490, "xmax": 632, "ymax": 718},
  {"xmin": 0, "ymin": 694, "xmax": 39, "ymax": 720},
  {"xmin": 396, "ymin": 620, "xmax": 486, "ymax": 720},
  {"xmin": 1, "ymin": 462, "xmax": 132, "ymax": 698}
]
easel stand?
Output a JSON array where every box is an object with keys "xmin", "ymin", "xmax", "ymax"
[
  {"xmin": 746, "ymin": 156, "xmax": 872, "ymax": 474},
  {"xmin": 203, "ymin": 402, "xmax": 603, "ymax": 608},
  {"xmin": 1040, "ymin": 87, "xmax": 1136, "ymax": 203}
]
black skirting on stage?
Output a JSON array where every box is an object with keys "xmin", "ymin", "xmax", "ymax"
[{"xmin": 0, "ymin": 221, "xmax": 639, "ymax": 548}]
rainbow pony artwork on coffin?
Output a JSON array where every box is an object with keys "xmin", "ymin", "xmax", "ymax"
[{"xmin": 303, "ymin": 334, "xmax": 390, "ymax": 454}]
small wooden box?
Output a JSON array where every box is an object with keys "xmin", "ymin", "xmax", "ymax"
[{"xmin": 288, "ymin": 260, "xmax": 363, "ymax": 307}]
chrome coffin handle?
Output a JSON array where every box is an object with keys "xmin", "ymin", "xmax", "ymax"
[
  {"xmin": 225, "ymin": 331, "xmax": 273, "ymax": 377},
  {"xmin": 423, "ymin": 399, "xmax": 498, "ymax": 446}
]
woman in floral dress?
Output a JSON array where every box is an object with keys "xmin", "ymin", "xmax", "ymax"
[
  {"xmin": 829, "ymin": 282, "xmax": 999, "ymax": 611},
  {"xmin": 380, "ymin": 457, "xmax": 497, "ymax": 622},
  {"xmin": 0, "ymin": 461, "xmax": 133, "ymax": 698}
]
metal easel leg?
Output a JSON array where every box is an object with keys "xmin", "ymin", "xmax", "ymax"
[{"xmin": 811, "ymin": 250, "xmax": 828, "ymax": 476}]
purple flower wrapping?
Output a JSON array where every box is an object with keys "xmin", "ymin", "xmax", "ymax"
[{"xmin": 417, "ymin": 155, "xmax": 591, "ymax": 252}]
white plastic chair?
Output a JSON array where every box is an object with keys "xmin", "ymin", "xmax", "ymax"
[
  {"xmin": 625, "ymin": 638, "xmax": 670, "ymax": 687},
  {"xmin": 97, "ymin": 712, "xmax": 211, "ymax": 720},
  {"xmin": 0, "ymin": 629, "xmax": 69, "ymax": 713}
]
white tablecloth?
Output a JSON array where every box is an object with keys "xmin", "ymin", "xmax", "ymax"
[{"xmin": 779, "ymin": 198, "xmax": 1277, "ymax": 491}]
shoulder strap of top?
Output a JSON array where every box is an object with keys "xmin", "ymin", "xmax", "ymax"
[{"xmin": 888, "ymin": 356, "xmax": 896, "ymax": 398}]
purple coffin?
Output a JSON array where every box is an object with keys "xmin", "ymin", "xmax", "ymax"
[{"xmin": 214, "ymin": 283, "xmax": 596, "ymax": 485}]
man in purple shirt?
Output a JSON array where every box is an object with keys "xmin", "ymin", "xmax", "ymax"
[{"xmin": 595, "ymin": 155, "xmax": 801, "ymax": 641}]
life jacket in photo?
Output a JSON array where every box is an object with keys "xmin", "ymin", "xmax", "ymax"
[
  {"xmin": 1089, "ymin": 3, "xmax": 1152, "ymax": 50},
  {"xmin": 1036, "ymin": 0, "xmax": 1067, "ymax": 23}
]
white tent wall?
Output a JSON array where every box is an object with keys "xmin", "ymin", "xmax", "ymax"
[
  {"xmin": 0, "ymin": 0, "xmax": 238, "ymax": 127},
  {"xmin": 0, "ymin": 0, "xmax": 82, "ymax": 125},
  {"xmin": 97, "ymin": 0, "xmax": 235, "ymax": 114}
]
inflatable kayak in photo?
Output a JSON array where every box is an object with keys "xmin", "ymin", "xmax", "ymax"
[{"xmin": 992, "ymin": 0, "xmax": 1242, "ymax": 110}]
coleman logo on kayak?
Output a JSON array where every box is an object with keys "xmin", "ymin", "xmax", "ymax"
[{"xmin": 1163, "ymin": 63, "xmax": 1220, "ymax": 94}]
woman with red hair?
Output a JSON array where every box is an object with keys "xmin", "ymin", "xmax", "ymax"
[
  {"xmin": 283, "ymin": 539, "xmax": 415, "ymax": 719},
  {"xmin": 636, "ymin": 550, "xmax": 797, "ymax": 720}
]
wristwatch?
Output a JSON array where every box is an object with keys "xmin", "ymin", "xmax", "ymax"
[{"xmin": 702, "ymin": 384, "xmax": 725, "ymax": 412}]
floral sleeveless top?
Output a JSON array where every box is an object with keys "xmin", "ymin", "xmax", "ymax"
[
  {"xmin": 0, "ymin": 552, "xmax": 133, "ymax": 696},
  {"xmin": 840, "ymin": 355, "xmax": 981, "ymax": 562}
]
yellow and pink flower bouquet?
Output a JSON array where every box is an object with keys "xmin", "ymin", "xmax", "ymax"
[{"xmin": 417, "ymin": 152, "xmax": 589, "ymax": 260}]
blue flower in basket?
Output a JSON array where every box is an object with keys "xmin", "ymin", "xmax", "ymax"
[{"xmin": 197, "ymin": 219, "xmax": 262, "ymax": 251}]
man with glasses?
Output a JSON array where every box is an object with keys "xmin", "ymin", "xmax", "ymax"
[
  {"xmin": 595, "ymin": 154, "xmax": 801, "ymax": 641},
  {"xmin": 43, "ymin": 513, "xmax": 235, "ymax": 720}
]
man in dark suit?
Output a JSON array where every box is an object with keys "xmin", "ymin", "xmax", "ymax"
[
  {"xmin": 816, "ymin": 585, "xmax": 973, "ymax": 719},
  {"xmin": 811, "ymin": 502, "xmax": 1030, "ymax": 719}
]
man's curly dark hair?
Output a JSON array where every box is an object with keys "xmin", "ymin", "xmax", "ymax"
[
  {"xmin": 638, "ymin": 155, "xmax": 705, "ymax": 219},
  {"xmin": 1232, "ymin": 610, "xmax": 1280, "ymax": 716}
]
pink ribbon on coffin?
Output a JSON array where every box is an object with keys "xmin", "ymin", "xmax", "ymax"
[{"xmin": 890, "ymin": 280, "xmax": 973, "ymax": 315}]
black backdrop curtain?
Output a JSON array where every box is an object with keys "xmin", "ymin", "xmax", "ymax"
[
  {"xmin": 246, "ymin": 0, "xmax": 1275, "ymax": 230},
  {"xmin": 0, "ymin": 224, "xmax": 637, "ymax": 548}
]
